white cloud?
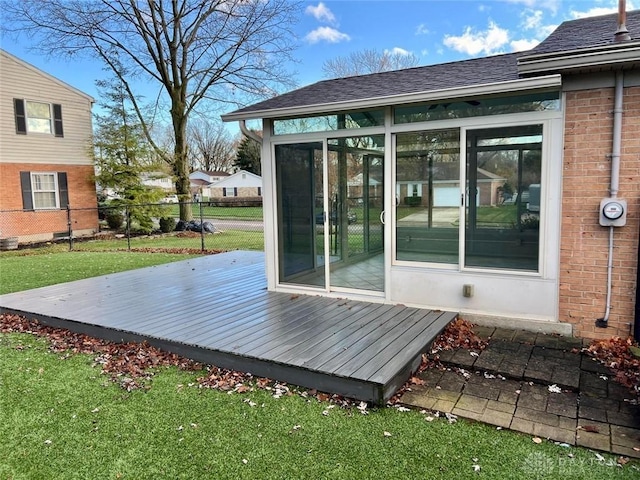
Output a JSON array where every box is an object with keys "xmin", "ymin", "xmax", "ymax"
[
  {"xmin": 305, "ymin": 2, "xmax": 336, "ymax": 23},
  {"xmin": 521, "ymin": 9, "xmax": 543, "ymax": 30},
  {"xmin": 510, "ymin": 38, "xmax": 540, "ymax": 51},
  {"xmin": 304, "ymin": 26, "xmax": 350, "ymax": 44},
  {"xmin": 571, "ymin": 1, "xmax": 636, "ymax": 19},
  {"xmin": 415, "ymin": 23, "xmax": 430, "ymax": 35},
  {"xmin": 443, "ymin": 21, "xmax": 509, "ymax": 56},
  {"xmin": 385, "ymin": 47, "xmax": 411, "ymax": 56}
]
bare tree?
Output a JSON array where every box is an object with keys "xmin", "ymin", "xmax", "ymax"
[
  {"xmin": 3, "ymin": 0, "xmax": 299, "ymax": 220},
  {"xmin": 322, "ymin": 48, "xmax": 420, "ymax": 79},
  {"xmin": 188, "ymin": 120, "xmax": 235, "ymax": 173}
]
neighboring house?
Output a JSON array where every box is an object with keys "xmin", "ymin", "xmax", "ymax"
[
  {"xmin": 189, "ymin": 170, "xmax": 230, "ymax": 199},
  {"xmin": 189, "ymin": 170, "xmax": 230, "ymax": 184},
  {"xmin": 222, "ymin": 9, "xmax": 640, "ymax": 341},
  {"xmin": 209, "ymin": 170, "xmax": 262, "ymax": 198},
  {"xmin": 0, "ymin": 49, "xmax": 97, "ymax": 243},
  {"xmin": 140, "ymin": 171, "xmax": 174, "ymax": 192}
]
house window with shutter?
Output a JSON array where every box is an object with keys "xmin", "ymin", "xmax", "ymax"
[
  {"xmin": 14, "ymin": 99, "xmax": 64, "ymax": 137},
  {"xmin": 20, "ymin": 171, "xmax": 69, "ymax": 210}
]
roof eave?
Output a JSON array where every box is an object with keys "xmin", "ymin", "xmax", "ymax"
[
  {"xmin": 221, "ymin": 75, "xmax": 562, "ymax": 122},
  {"xmin": 518, "ymin": 42, "xmax": 640, "ymax": 75}
]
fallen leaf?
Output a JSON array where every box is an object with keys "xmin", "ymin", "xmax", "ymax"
[
  {"xmin": 242, "ymin": 459, "xmax": 248, "ymax": 464},
  {"xmin": 383, "ymin": 431, "xmax": 392, "ymax": 437},
  {"xmin": 548, "ymin": 384, "xmax": 562, "ymax": 393},
  {"xmin": 410, "ymin": 376, "xmax": 425, "ymax": 386},
  {"xmin": 582, "ymin": 425, "xmax": 599, "ymax": 433},
  {"xmin": 532, "ymin": 437, "xmax": 543, "ymax": 444},
  {"xmin": 618, "ymin": 456, "xmax": 630, "ymax": 465},
  {"xmin": 472, "ymin": 464, "xmax": 481, "ymax": 472},
  {"xmin": 44, "ymin": 439, "xmax": 52, "ymax": 445}
]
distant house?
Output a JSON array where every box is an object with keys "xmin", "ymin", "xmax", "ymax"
[
  {"xmin": 190, "ymin": 170, "xmax": 229, "ymax": 184},
  {"xmin": 140, "ymin": 171, "xmax": 174, "ymax": 192},
  {"xmin": 189, "ymin": 170, "xmax": 230, "ymax": 200},
  {"xmin": 210, "ymin": 170, "xmax": 262, "ymax": 199},
  {"xmin": 222, "ymin": 10, "xmax": 640, "ymax": 341},
  {"xmin": 0, "ymin": 49, "xmax": 98, "ymax": 243}
]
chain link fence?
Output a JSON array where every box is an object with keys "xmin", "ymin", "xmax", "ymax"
[{"xmin": 0, "ymin": 201, "xmax": 265, "ymax": 253}]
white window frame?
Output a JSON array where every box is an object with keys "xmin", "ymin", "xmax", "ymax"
[
  {"xmin": 25, "ymin": 100, "xmax": 53, "ymax": 134},
  {"xmin": 31, "ymin": 172, "xmax": 59, "ymax": 209}
]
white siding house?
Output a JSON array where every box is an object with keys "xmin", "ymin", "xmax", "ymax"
[{"xmin": 210, "ymin": 170, "xmax": 262, "ymax": 198}]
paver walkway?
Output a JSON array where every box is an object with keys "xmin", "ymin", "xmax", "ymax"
[{"xmin": 399, "ymin": 326, "xmax": 640, "ymax": 458}]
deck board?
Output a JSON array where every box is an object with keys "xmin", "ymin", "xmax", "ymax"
[{"xmin": 0, "ymin": 251, "xmax": 457, "ymax": 404}]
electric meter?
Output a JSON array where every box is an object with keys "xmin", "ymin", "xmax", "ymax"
[
  {"xmin": 602, "ymin": 201, "xmax": 624, "ymax": 220},
  {"xmin": 599, "ymin": 198, "xmax": 627, "ymax": 227}
]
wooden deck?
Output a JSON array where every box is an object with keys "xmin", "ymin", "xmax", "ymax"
[{"xmin": 0, "ymin": 251, "xmax": 457, "ymax": 404}]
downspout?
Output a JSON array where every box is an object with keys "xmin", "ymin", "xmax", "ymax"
[
  {"xmin": 239, "ymin": 119, "xmax": 263, "ymax": 144},
  {"xmin": 596, "ymin": 70, "xmax": 625, "ymax": 328}
]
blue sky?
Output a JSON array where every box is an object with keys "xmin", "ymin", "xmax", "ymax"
[{"xmin": 1, "ymin": 0, "xmax": 635, "ymax": 110}]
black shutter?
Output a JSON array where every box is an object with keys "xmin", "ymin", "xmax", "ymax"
[
  {"xmin": 20, "ymin": 171, "xmax": 33, "ymax": 210},
  {"xmin": 53, "ymin": 104, "xmax": 64, "ymax": 137},
  {"xmin": 57, "ymin": 172, "xmax": 69, "ymax": 208},
  {"xmin": 223, "ymin": 188, "xmax": 227, "ymax": 197},
  {"xmin": 14, "ymin": 99, "xmax": 27, "ymax": 134},
  {"xmin": 234, "ymin": 187, "xmax": 238, "ymax": 197}
]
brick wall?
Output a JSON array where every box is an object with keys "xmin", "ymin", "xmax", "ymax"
[
  {"xmin": 0, "ymin": 163, "xmax": 99, "ymax": 241},
  {"xmin": 560, "ymin": 85, "xmax": 640, "ymax": 339}
]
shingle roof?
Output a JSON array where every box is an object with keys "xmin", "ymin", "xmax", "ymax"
[
  {"xmin": 530, "ymin": 10, "xmax": 639, "ymax": 55},
  {"xmin": 226, "ymin": 53, "xmax": 522, "ymax": 119}
]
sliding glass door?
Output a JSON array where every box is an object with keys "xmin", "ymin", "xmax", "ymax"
[{"xmin": 275, "ymin": 136, "xmax": 385, "ymax": 293}]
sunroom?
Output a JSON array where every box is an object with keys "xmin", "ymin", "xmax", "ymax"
[{"xmin": 223, "ymin": 55, "xmax": 565, "ymax": 328}]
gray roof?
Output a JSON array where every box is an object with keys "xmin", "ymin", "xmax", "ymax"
[
  {"xmin": 530, "ymin": 10, "xmax": 639, "ymax": 55},
  {"xmin": 223, "ymin": 10, "xmax": 639, "ymax": 121},
  {"xmin": 226, "ymin": 53, "xmax": 522, "ymax": 119}
]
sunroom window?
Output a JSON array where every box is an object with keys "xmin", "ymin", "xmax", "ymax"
[{"xmin": 394, "ymin": 91, "xmax": 559, "ymax": 124}]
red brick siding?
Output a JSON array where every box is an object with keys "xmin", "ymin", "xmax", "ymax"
[
  {"xmin": 0, "ymin": 163, "xmax": 98, "ymax": 240},
  {"xmin": 560, "ymin": 86, "xmax": 640, "ymax": 339}
]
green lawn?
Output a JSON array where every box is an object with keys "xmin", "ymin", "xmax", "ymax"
[
  {"xmin": 1, "ymin": 332, "xmax": 636, "ymax": 479},
  {"xmin": 0, "ymin": 247, "xmax": 197, "ymax": 295},
  {"xmin": 168, "ymin": 204, "xmax": 263, "ymax": 220}
]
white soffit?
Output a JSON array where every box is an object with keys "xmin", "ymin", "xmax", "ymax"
[{"xmin": 221, "ymin": 75, "xmax": 562, "ymax": 122}]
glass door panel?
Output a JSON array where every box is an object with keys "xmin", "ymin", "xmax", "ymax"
[
  {"xmin": 326, "ymin": 135, "xmax": 385, "ymax": 292},
  {"xmin": 275, "ymin": 142, "xmax": 326, "ymax": 287},
  {"xmin": 395, "ymin": 129, "xmax": 461, "ymax": 263},
  {"xmin": 465, "ymin": 125, "xmax": 542, "ymax": 271}
]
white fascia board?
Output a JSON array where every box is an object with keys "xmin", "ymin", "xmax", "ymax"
[
  {"xmin": 221, "ymin": 75, "xmax": 562, "ymax": 122},
  {"xmin": 518, "ymin": 43, "xmax": 640, "ymax": 75}
]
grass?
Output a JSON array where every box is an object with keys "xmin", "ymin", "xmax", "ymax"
[
  {"xmin": 168, "ymin": 204, "xmax": 263, "ymax": 220},
  {"xmin": 0, "ymin": 247, "xmax": 197, "ymax": 295},
  {"xmin": 1, "ymin": 332, "xmax": 637, "ymax": 479},
  {"xmin": 71, "ymin": 231, "xmax": 265, "ymax": 253}
]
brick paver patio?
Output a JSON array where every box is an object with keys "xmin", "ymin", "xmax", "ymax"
[{"xmin": 399, "ymin": 327, "xmax": 640, "ymax": 458}]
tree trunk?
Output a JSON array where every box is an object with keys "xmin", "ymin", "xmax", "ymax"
[{"xmin": 172, "ymin": 94, "xmax": 192, "ymax": 221}]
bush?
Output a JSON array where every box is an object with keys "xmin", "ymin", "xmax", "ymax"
[
  {"xmin": 105, "ymin": 210, "xmax": 124, "ymax": 230},
  {"xmin": 404, "ymin": 196, "xmax": 422, "ymax": 206},
  {"xmin": 159, "ymin": 216, "xmax": 176, "ymax": 233}
]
